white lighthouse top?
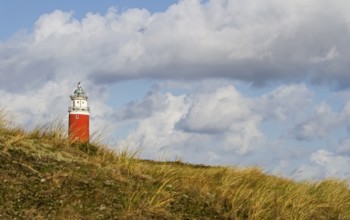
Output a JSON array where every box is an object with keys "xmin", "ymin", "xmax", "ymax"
[
  {"xmin": 69, "ymin": 82, "xmax": 90, "ymax": 114},
  {"xmin": 71, "ymin": 82, "xmax": 88, "ymax": 99}
]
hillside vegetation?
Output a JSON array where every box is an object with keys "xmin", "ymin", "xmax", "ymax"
[{"xmin": 1, "ymin": 115, "xmax": 350, "ymax": 219}]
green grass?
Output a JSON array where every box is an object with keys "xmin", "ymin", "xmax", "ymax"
[{"xmin": 0, "ymin": 114, "xmax": 350, "ymax": 219}]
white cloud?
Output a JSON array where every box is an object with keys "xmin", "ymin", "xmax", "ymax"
[
  {"xmin": 176, "ymin": 86, "xmax": 253, "ymax": 134},
  {"xmin": 291, "ymin": 149, "xmax": 350, "ymax": 181},
  {"xmin": 117, "ymin": 84, "xmax": 264, "ymax": 160},
  {"xmin": 292, "ymin": 164, "xmax": 323, "ymax": 181},
  {"xmin": 310, "ymin": 149, "xmax": 350, "ymax": 179},
  {"xmin": 258, "ymin": 84, "xmax": 313, "ymax": 121},
  {"xmin": 311, "ymin": 46, "xmax": 340, "ymax": 63},
  {"xmin": 337, "ymin": 138, "xmax": 350, "ymax": 155},
  {"xmin": 117, "ymin": 83, "xmax": 316, "ymax": 162},
  {"xmin": 2, "ymin": 0, "xmax": 350, "ymax": 89},
  {"xmin": 118, "ymin": 88, "xmax": 191, "ymax": 159},
  {"xmin": 113, "ymin": 82, "xmax": 350, "ymax": 182},
  {"xmin": 289, "ymin": 99, "xmax": 350, "ymax": 141},
  {"xmin": 0, "ymin": 80, "xmax": 71, "ymax": 126}
]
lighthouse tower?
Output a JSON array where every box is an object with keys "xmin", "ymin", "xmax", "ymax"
[{"xmin": 68, "ymin": 82, "xmax": 90, "ymax": 142}]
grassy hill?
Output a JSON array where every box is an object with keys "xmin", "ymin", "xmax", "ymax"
[{"xmin": 1, "ymin": 116, "xmax": 350, "ymax": 219}]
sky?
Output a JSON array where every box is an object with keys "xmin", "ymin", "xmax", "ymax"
[{"xmin": 1, "ymin": 0, "xmax": 350, "ymax": 182}]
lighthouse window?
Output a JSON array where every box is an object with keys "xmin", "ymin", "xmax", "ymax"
[{"xmin": 76, "ymin": 115, "xmax": 79, "ymax": 119}]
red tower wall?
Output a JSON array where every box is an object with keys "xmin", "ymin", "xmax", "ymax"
[{"xmin": 69, "ymin": 114, "xmax": 89, "ymax": 142}]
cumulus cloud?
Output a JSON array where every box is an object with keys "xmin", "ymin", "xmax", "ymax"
[
  {"xmin": 176, "ymin": 86, "xmax": 253, "ymax": 134},
  {"xmin": 116, "ymin": 83, "xmax": 317, "ymax": 163},
  {"xmin": 117, "ymin": 84, "xmax": 263, "ymax": 160},
  {"xmin": 258, "ymin": 84, "xmax": 313, "ymax": 121},
  {"xmin": 114, "ymin": 81, "xmax": 350, "ymax": 181},
  {"xmin": 289, "ymin": 100, "xmax": 350, "ymax": 141},
  {"xmin": 294, "ymin": 149, "xmax": 350, "ymax": 180},
  {"xmin": 0, "ymin": 80, "xmax": 70, "ymax": 125},
  {"xmin": 337, "ymin": 137, "xmax": 350, "ymax": 156},
  {"xmin": 1, "ymin": 0, "xmax": 350, "ymax": 89}
]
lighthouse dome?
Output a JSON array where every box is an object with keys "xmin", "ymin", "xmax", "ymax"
[{"xmin": 72, "ymin": 82, "xmax": 87, "ymax": 98}]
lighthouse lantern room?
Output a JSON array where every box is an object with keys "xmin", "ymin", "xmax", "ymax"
[{"xmin": 68, "ymin": 82, "xmax": 90, "ymax": 142}]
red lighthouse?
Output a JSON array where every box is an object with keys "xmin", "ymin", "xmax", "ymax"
[{"xmin": 68, "ymin": 82, "xmax": 90, "ymax": 142}]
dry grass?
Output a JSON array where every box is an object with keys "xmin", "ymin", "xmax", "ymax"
[{"xmin": 0, "ymin": 114, "xmax": 350, "ymax": 219}]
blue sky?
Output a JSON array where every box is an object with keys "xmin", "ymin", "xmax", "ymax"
[
  {"xmin": 0, "ymin": 0, "xmax": 176, "ymax": 39},
  {"xmin": 1, "ymin": 0, "xmax": 350, "ymax": 182}
]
